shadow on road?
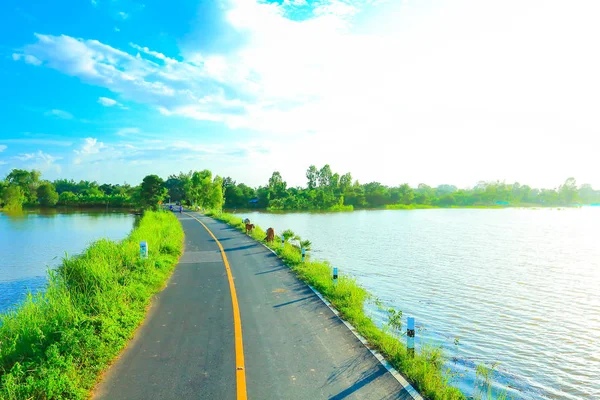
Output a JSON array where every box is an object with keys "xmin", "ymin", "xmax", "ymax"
[
  {"xmin": 329, "ymin": 368, "xmax": 387, "ymax": 400},
  {"xmin": 255, "ymin": 267, "xmax": 287, "ymax": 275},
  {"xmin": 273, "ymin": 296, "xmax": 315, "ymax": 308}
]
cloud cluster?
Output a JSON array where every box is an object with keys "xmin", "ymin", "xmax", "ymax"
[
  {"xmin": 10, "ymin": 0, "xmax": 600, "ymax": 186},
  {"xmin": 44, "ymin": 109, "xmax": 74, "ymax": 119}
]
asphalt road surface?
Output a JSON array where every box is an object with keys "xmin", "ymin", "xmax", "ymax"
[{"xmin": 94, "ymin": 211, "xmax": 415, "ymax": 400}]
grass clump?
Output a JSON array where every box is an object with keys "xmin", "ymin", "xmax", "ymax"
[
  {"xmin": 0, "ymin": 211, "xmax": 183, "ymax": 400},
  {"xmin": 207, "ymin": 210, "xmax": 465, "ymax": 400}
]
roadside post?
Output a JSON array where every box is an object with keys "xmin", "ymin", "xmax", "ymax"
[
  {"xmin": 140, "ymin": 241, "xmax": 148, "ymax": 259},
  {"xmin": 301, "ymin": 248, "xmax": 306, "ymax": 262},
  {"xmin": 333, "ymin": 267, "xmax": 338, "ymax": 285},
  {"xmin": 281, "ymin": 236, "xmax": 285, "ymax": 247},
  {"xmin": 407, "ymin": 317, "xmax": 415, "ymax": 357}
]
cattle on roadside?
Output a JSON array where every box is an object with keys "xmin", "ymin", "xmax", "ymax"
[{"xmin": 265, "ymin": 228, "xmax": 275, "ymax": 243}]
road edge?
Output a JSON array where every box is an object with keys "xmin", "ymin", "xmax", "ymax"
[{"xmin": 201, "ymin": 212, "xmax": 424, "ymax": 400}]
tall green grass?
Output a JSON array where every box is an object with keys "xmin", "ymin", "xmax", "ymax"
[
  {"xmin": 207, "ymin": 210, "xmax": 465, "ymax": 400},
  {"xmin": 0, "ymin": 211, "xmax": 183, "ymax": 400}
]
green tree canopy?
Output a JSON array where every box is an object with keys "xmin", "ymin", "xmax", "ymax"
[
  {"xmin": 37, "ymin": 182, "xmax": 59, "ymax": 207},
  {"xmin": 140, "ymin": 175, "xmax": 167, "ymax": 210}
]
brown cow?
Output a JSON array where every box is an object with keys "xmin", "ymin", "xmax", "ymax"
[
  {"xmin": 245, "ymin": 223, "xmax": 255, "ymax": 234},
  {"xmin": 265, "ymin": 227, "xmax": 275, "ymax": 243}
]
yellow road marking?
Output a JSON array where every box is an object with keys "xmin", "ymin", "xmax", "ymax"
[{"xmin": 184, "ymin": 212, "xmax": 247, "ymax": 400}]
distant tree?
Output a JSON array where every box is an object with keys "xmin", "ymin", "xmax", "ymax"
[
  {"xmin": 268, "ymin": 171, "xmax": 287, "ymax": 199},
  {"xmin": 2, "ymin": 185, "xmax": 26, "ymax": 210},
  {"xmin": 140, "ymin": 175, "xmax": 166, "ymax": 210},
  {"xmin": 339, "ymin": 173, "xmax": 352, "ymax": 192},
  {"xmin": 37, "ymin": 182, "xmax": 59, "ymax": 207},
  {"xmin": 306, "ymin": 165, "xmax": 318, "ymax": 190},
  {"xmin": 559, "ymin": 177, "xmax": 578, "ymax": 204},
  {"xmin": 436, "ymin": 184, "xmax": 457, "ymax": 196},
  {"xmin": 397, "ymin": 183, "xmax": 415, "ymax": 205},
  {"xmin": 57, "ymin": 191, "xmax": 78, "ymax": 206},
  {"xmin": 318, "ymin": 165, "xmax": 333, "ymax": 188},
  {"xmin": 208, "ymin": 176, "xmax": 225, "ymax": 210},
  {"xmin": 6, "ymin": 169, "xmax": 41, "ymax": 204},
  {"xmin": 578, "ymin": 184, "xmax": 598, "ymax": 204}
]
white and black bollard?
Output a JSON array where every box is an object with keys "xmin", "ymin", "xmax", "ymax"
[
  {"xmin": 281, "ymin": 236, "xmax": 285, "ymax": 247},
  {"xmin": 301, "ymin": 248, "xmax": 306, "ymax": 262},
  {"xmin": 333, "ymin": 267, "xmax": 338, "ymax": 285},
  {"xmin": 407, "ymin": 317, "xmax": 415, "ymax": 357},
  {"xmin": 140, "ymin": 241, "xmax": 148, "ymax": 259}
]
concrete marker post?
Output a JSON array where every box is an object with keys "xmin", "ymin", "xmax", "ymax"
[
  {"xmin": 301, "ymin": 248, "xmax": 306, "ymax": 262},
  {"xmin": 333, "ymin": 267, "xmax": 338, "ymax": 285},
  {"xmin": 281, "ymin": 236, "xmax": 285, "ymax": 248},
  {"xmin": 407, "ymin": 317, "xmax": 415, "ymax": 358},
  {"xmin": 139, "ymin": 241, "xmax": 148, "ymax": 259}
]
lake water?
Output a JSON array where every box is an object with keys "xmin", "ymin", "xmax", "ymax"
[
  {"xmin": 0, "ymin": 210, "xmax": 135, "ymax": 314},
  {"xmin": 233, "ymin": 208, "xmax": 600, "ymax": 400}
]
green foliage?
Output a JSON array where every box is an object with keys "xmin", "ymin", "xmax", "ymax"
[
  {"xmin": 139, "ymin": 175, "xmax": 167, "ymax": 210},
  {"xmin": 386, "ymin": 308, "xmax": 403, "ymax": 336},
  {"xmin": 208, "ymin": 211, "xmax": 466, "ymax": 400},
  {"xmin": 5, "ymin": 169, "xmax": 41, "ymax": 204},
  {"xmin": 36, "ymin": 182, "xmax": 59, "ymax": 207},
  {"xmin": 0, "ymin": 211, "xmax": 183, "ymax": 399},
  {"xmin": 299, "ymin": 239, "xmax": 312, "ymax": 251},
  {"xmin": 2, "ymin": 185, "xmax": 26, "ymax": 211},
  {"xmin": 281, "ymin": 229, "xmax": 295, "ymax": 241},
  {"xmin": 223, "ymin": 167, "xmax": 600, "ymax": 210}
]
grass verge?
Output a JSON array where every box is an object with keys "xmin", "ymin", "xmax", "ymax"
[
  {"xmin": 207, "ymin": 210, "xmax": 465, "ymax": 400},
  {"xmin": 0, "ymin": 210, "xmax": 183, "ymax": 400}
]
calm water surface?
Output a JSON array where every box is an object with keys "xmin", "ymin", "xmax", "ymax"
[
  {"xmin": 0, "ymin": 210, "xmax": 135, "ymax": 314},
  {"xmin": 234, "ymin": 208, "xmax": 600, "ymax": 400}
]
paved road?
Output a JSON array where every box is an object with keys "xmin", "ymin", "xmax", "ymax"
[{"xmin": 94, "ymin": 211, "xmax": 413, "ymax": 400}]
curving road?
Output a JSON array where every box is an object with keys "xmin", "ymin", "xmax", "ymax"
[{"xmin": 94, "ymin": 211, "xmax": 416, "ymax": 400}]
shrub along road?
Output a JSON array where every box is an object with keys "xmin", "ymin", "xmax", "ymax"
[{"xmin": 94, "ymin": 211, "xmax": 412, "ymax": 400}]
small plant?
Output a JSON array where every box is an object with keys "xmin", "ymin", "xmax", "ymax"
[
  {"xmin": 282, "ymin": 229, "xmax": 295, "ymax": 242},
  {"xmin": 474, "ymin": 362, "xmax": 503, "ymax": 400},
  {"xmin": 386, "ymin": 308, "xmax": 403, "ymax": 336},
  {"xmin": 299, "ymin": 239, "xmax": 312, "ymax": 251}
]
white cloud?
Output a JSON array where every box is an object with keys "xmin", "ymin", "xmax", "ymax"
[
  {"xmin": 130, "ymin": 43, "xmax": 177, "ymax": 63},
  {"xmin": 98, "ymin": 97, "xmax": 118, "ymax": 106},
  {"xmin": 13, "ymin": 151, "xmax": 62, "ymax": 174},
  {"xmin": 114, "ymin": 27, "xmax": 120, "ymax": 32},
  {"xmin": 14, "ymin": 0, "xmax": 600, "ymax": 187},
  {"xmin": 44, "ymin": 109, "xmax": 73, "ymax": 119},
  {"xmin": 12, "ymin": 53, "xmax": 42, "ymax": 66},
  {"xmin": 119, "ymin": 11, "xmax": 129, "ymax": 19},
  {"xmin": 0, "ymin": 138, "xmax": 73, "ymax": 147},
  {"xmin": 0, "ymin": 145, "xmax": 6, "ymax": 152},
  {"xmin": 116, "ymin": 127, "xmax": 140, "ymax": 136},
  {"xmin": 91, "ymin": 0, "xmax": 98, "ymax": 6},
  {"xmin": 75, "ymin": 137, "xmax": 105, "ymax": 155}
]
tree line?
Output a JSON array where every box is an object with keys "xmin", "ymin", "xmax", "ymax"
[
  {"xmin": 1, "ymin": 166, "xmax": 599, "ymax": 212},
  {"xmin": 0, "ymin": 169, "xmax": 224, "ymax": 211},
  {"xmin": 221, "ymin": 165, "xmax": 599, "ymax": 210}
]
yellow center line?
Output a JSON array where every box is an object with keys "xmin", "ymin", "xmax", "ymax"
[{"xmin": 184, "ymin": 212, "xmax": 247, "ymax": 400}]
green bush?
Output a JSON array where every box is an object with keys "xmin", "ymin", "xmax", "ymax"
[{"xmin": 0, "ymin": 211, "xmax": 183, "ymax": 399}]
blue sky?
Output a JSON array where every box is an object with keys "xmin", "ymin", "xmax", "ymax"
[{"xmin": 1, "ymin": 0, "xmax": 599, "ymax": 188}]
